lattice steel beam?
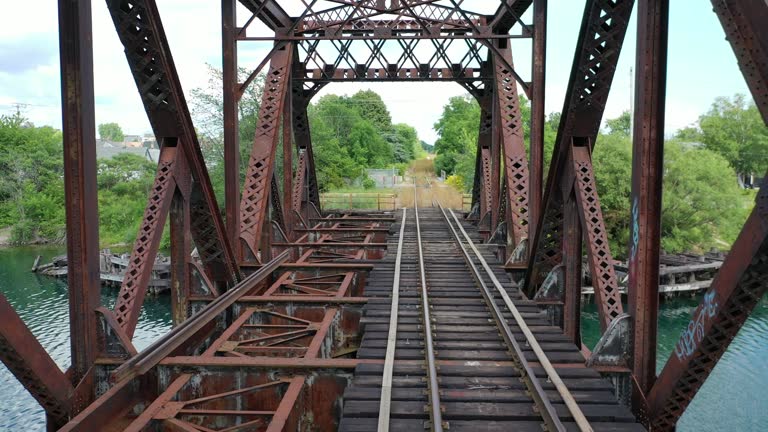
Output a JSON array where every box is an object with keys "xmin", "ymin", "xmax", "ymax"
[
  {"xmin": 571, "ymin": 145, "xmax": 623, "ymax": 330},
  {"xmin": 475, "ymin": 94, "xmax": 496, "ymax": 230},
  {"xmin": 105, "ymin": 0, "xmax": 239, "ymax": 287},
  {"xmin": 493, "ymin": 44, "xmax": 529, "ymax": 245},
  {"xmin": 114, "ymin": 147, "xmax": 178, "ymax": 338},
  {"xmin": 271, "ymin": 173, "xmax": 287, "ymax": 233},
  {"xmin": 648, "ymin": 188, "xmax": 768, "ymax": 430},
  {"xmin": 293, "ymin": 149, "xmax": 309, "ymax": 219},
  {"xmin": 645, "ymin": 1, "xmax": 768, "ymax": 428},
  {"xmin": 292, "ymin": 79, "xmax": 324, "ymax": 212},
  {"xmin": 295, "ymin": 36, "xmax": 490, "ymax": 82},
  {"xmin": 711, "ymin": 0, "xmax": 768, "ymax": 120},
  {"xmin": 524, "ymin": 0, "xmax": 634, "ymax": 319},
  {"xmin": 240, "ymin": 47, "xmax": 294, "ymax": 260},
  {"xmin": 298, "ymin": 0, "xmax": 484, "ymax": 34}
]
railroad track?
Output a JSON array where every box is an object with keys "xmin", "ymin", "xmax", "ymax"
[{"xmin": 340, "ymin": 194, "xmax": 640, "ymax": 431}]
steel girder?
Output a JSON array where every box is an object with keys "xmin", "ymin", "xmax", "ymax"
[
  {"xmin": 59, "ymin": 0, "xmax": 101, "ymax": 400},
  {"xmin": 105, "ymin": 0, "xmax": 241, "ymax": 337},
  {"xmin": 491, "ymin": 0, "xmax": 533, "ymax": 34},
  {"xmin": 474, "ymin": 95, "xmax": 496, "ymax": 231},
  {"xmin": 524, "ymin": 0, "xmax": 634, "ymax": 334},
  {"xmin": 627, "ymin": 0, "xmax": 668, "ymax": 409},
  {"xmin": 711, "ymin": 0, "xmax": 768, "ymax": 120},
  {"xmin": 299, "ymin": 1, "xmax": 485, "ymax": 34},
  {"xmin": 238, "ymin": 0, "xmax": 293, "ymax": 30},
  {"xmin": 240, "ymin": 46, "xmax": 294, "ymax": 261},
  {"xmin": 223, "ymin": 0, "xmax": 241, "ymax": 255},
  {"xmin": 571, "ymin": 145, "xmax": 623, "ymax": 330},
  {"xmin": 292, "ymin": 149, "xmax": 310, "ymax": 227},
  {"xmin": 529, "ymin": 0, "xmax": 547, "ymax": 241},
  {"xmin": 114, "ymin": 147, "xmax": 178, "ymax": 337},
  {"xmin": 647, "ymin": 188, "xmax": 768, "ymax": 430},
  {"xmin": 271, "ymin": 173, "xmax": 287, "ymax": 233},
  {"xmin": 0, "ymin": 294, "xmax": 74, "ymax": 425},
  {"xmin": 492, "ymin": 44, "xmax": 529, "ymax": 246},
  {"xmin": 295, "ymin": 36, "xmax": 490, "ymax": 83},
  {"xmin": 282, "ymin": 92, "xmax": 294, "ymax": 234},
  {"xmin": 292, "ymin": 79, "xmax": 325, "ymax": 216},
  {"xmin": 646, "ymin": 0, "xmax": 768, "ymax": 428}
]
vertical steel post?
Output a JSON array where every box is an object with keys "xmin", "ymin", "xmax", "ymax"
[
  {"xmin": 283, "ymin": 88, "xmax": 293, "ymax": 232},
  {"xmin": 222, "ymin": 0, "xmax": 240, "ymax": 259},
  {"xmin": 170, "ymin": 190, "xmax": 191, "ymax": 326},
  {"xmin": 628, "ymin": 0, "xmax": 668, "ymax": 403},
  {"xmin": 491, "ymin": 92, "xmax": 502, "ymax": 231},
  {"xmin": 169, "ymin": 145, "xmax": 192, "ymax": 327},
  {"xmin": 58, "ymin": 0, "xmax": 101, "ymax": 392},
  {"xmin": 530, "ymin": 0, "xmax": 547, "ymax": 243},
  {"xmin": 562, "ymin": 194, "xmax": 582, "ymax": 346}
]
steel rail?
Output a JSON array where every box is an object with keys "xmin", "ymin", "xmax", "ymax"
[
  {"xmin": 415, "ymin": 185, "xmax": 445, "ymax": 432},
  {"xmin": 433, "ymin": 203, "xmax": 566, "ymax": 431},
  {"xmin": 442, "ymin": 206, "xmax": 593, "ymax": 432},
  {"xmin": 377, "ymin": 208, "xmax": 408, "ymax": 432}
]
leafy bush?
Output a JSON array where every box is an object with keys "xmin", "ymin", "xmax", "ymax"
[
  {"xmin": 445, "ymin": 174, "xmax": 465, "ymax": 191},
  {"xmin": 362, "ymin": 177, "xmax": 377, "ymax": 190}
]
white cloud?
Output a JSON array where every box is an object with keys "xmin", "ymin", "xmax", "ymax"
[{"xmin": 0, "ymin": 0, "xmax": 752, "ymax": 144}]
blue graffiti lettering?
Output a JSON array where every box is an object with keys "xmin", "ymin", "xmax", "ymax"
[
  {"xmin": 675, "ymin": 290, "xmax": 719, "ymax": 360},
  {"xmin": 630, "ymin": 197, "xmax": 639, "ymax": 261}
]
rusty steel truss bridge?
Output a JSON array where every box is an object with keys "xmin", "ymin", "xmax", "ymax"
[{"xmin": 2, "ymin": 0, "xmax": 767, "ymax": 431}]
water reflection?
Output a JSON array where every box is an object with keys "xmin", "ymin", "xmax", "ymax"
[
  {"xmin": 0, "ymin": 247, "xmax": 171, "ymax": 431},
  {"xmin": 582, "ymin": 296, "xmax": 768, "ymax": 432},
  {"xmin": 1, "ymin": 246, "xmax": 766, "ymax": 431}
]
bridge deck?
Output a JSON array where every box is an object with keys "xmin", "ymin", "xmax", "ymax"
[
  {"xmin": 340, "ymin": 208, "xmax": 644, "ymax": 431},
  {"xmin": 59, "ymin": 207, "xmax": 647, "ymax": 432}
]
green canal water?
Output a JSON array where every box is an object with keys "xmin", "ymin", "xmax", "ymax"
[{"xmin": 0, "ymin": 246, "xmax": 766, "ymax": 431}]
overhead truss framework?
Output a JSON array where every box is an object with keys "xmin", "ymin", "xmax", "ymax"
[
  {"xmin": 228, "ymin": 0, "xmax": 541, "ymax": 261},
  {"xmin": 1, "ymin": 1, "xmax": 766, "ymax": 431}
]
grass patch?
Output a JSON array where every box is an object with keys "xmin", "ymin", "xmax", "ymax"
[{"xmin": 322, "ymin": 188, "xmax": 397, "ymax": 210}]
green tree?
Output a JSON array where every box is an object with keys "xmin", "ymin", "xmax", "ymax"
[
  {"xmin": 592, "ymin": 132, "xmax": 633, "ymax": 253},
  {"xmin": 675, "ymin": 125, "xmax": 703, "ymax": 141},
  {"xmin": 0, "ymin": 114, "xmax": 165, "ymax": 246},
  {"xmin": 97, "ymin": 154, "xmax": 159, "ymax": 246},
  {"xmin": 98, "ymin": 122, "xmax": 124, "ymax": 142},
  {"xmin": 433, "ymin": 95, "xmax": 481, "ymax": 178},
  {"xmin": 308, "ymin": 92, "xmax": 418, "ymax": 189},
  {"xmin": 386, "ymin": 124, "xmax": 420, "ymax": 162},
  {"xmin": 660, "ymin": 140, "xmax": 748, "ymax": 252},
  {"xmin": 591, "ymin": 112, "xmax": 750, "ymax": 256},
  {"xmin": 0, "ymin": 114, "xmax": 65, "ymax": 243},
  {"xmin": 699, "ymin": 94, "xmax": 768, "ymax": 176},
  {"xmin": 347, "ymin": 90, "xmax": 392, "ymax": 132},
  {"xmin": 604, "ymin": 111, "xmax": 631, "ymax": 136},
  {"xmin": 189, "ymin": 64, "xmax": 269, "ymax": 205}
]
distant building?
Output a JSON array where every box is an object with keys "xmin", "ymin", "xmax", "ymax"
[
  {"xmin": 679, "ymin": 141, "xmax": 761, "ymax": 189},
  {"xmin": 123, "ymin": 135, "xmax": 142, "ymax": 147},
  {"xmin": 96, "ymin": 139, "xmax": 160, "ymax": 162},
  {"xmin": 142, "ymin": 133, "xmax": 157, "ymax": 148},
  {"xmin": 740, "ymin": 173, "xmax": 764, "ymax": 189},
  {"xmin": 366, "ymin": 168, "xmax": 400, "ymax": 187}
]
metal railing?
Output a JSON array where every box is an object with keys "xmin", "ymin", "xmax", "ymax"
[
  {"xmin": 462, "ymin": 193, "xmax": 472, "ymax": 211},
  {"xmin": 320, "ymin": 193, "xmax": 396, "ymax": 210}
]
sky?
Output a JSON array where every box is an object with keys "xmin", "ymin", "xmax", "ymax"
[{"xmin": 0, "ymin": 0, "xmax": 752, "ymax": 145}]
